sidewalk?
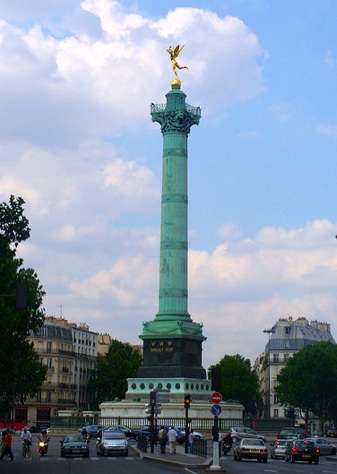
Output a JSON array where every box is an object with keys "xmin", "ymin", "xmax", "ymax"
[{"xmin": 131, "ymin": 442, "xmax": 213, "ymax": 470}]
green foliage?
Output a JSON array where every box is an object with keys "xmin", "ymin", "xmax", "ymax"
[
  {"xmin": 275, "ymin": 341, "xmax": 337, "ymax": 428},
  {"xmin": 209, "ymin": 354, "xmax": 262, "ymax": 416},
  {"xmin": 89, "ymin": 339, "xmax": 142, "ymax": 407},
  {"xmin": 0, "ymin": 195, "xmax": 46, "ymax": 413}
]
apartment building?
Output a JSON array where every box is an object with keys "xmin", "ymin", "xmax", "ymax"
[
  {"xmin": 21, "ymin": 316, "xmax": 98, "ymax": 427},
  {"xmin": 255, "ymin": 316, "xmax": 335, "ymax": 419}
]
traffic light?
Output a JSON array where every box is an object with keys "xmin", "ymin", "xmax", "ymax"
[
  {"xmin": 150, "ymin": 390, "xmax": 157, "ymax": 408},
  {"xmin": 147, "ymin": 414, "xmax": 154, "ymax": 422},
  {"xmin": 184, "ymin": 393, "xmax": 191, "ymax": 409},
  {"xmin": 16, "ymin": 282, "xmax": 27, "ymax": 310},
  {"xmin": 211, "ymin": 367, "xmax": 221, "ymax": 391}
]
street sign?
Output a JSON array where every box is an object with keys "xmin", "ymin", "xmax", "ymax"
[
  {"xmin": 211, "ymin": 392, "xmax": 222, "ymax": 404},
  {"xmin": 211, "ymin": 404, "xmax": 222, "ymax": 416}
]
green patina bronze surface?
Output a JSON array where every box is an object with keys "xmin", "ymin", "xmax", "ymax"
[{"xmin": 138, "ymin": 84, "xmax": 206, "ymax": 379}]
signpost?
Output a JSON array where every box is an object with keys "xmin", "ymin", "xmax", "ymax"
[{"xmin": 210, "ymin": 392, "xmax": 223, "ymax": 471}]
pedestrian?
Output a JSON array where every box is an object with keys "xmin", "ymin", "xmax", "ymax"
[
  {"xmin": 1, "ymin": 430, "xmax": 6, "ymax": 457},
  {"xmin": 188, "ymin": 429, "xmax": 194, "ymax": 453},
  {"xmin": 0, "ymin": 428, "xmax": 14, "ymax": 461},
  {"xmin": 167, "ymin": 426, "xmax": 178, "ymax": 454},
  {"xmin": 158, "ymin": 426, "xmax": 168, "ymax": 454}
]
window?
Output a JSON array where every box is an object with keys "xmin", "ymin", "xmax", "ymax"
[
  {"xmin": 47, "ymin": 341, "xmax": 52, "ymax": 353},
  {"xmin": 274, "ymin": 409, "xmax": 279, "ymax": 417},
  {"xmin": 284, "ymin": 354, "xmax": 289, "ymax": 362},
  {"xmin": 273, "ymin": 353, "xmax": 279, "ymax": 363},
  {"xmin": 284, "ymin": 340, "xmax": 289, "ymax": 349}
]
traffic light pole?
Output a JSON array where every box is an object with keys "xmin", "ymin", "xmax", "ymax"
[
  {"xmin": 184, "ymin": 405, "xmax": 189, "ymax": 453},
  {"xmin": 149, "ymin": 404, "xmax": 155, "ymax": 453}
]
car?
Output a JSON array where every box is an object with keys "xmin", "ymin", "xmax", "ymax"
[
  {"xmin": 285, "ymin": 439, "xmax": 319, "ymax": 464},
  {"xmin": 22, "ymin": 425, "xmax": 42, "ymax": 434},
  {"xmin": 270, "ymin": 439, "xmax": 291, "ymax": 458},
  {"xmin": 230, "ymin": 426, "xmax": 266, "ymax": 443},
  {"xmin": 60, "ymin": 433, "xmax": 90, "ymax": 458},
  {"xmin": 176, "ymin": 427, "xmax": 205, "ymax": 440},
  {"xmin": 96, "ymin": 430, "xmax": 128, "ymax": 456},
  {"xmin": 233, "ymin": 437, "xmax": 268, "ymax": 463},
  {"xmin": 326, "ymin": 429, "xmax": 337, "ymax": 438},
  {"xmin": 82, "ymin": 424, "xmax": 105, "ymax": 439},
  {"xmin": 137, "ymin": 425, "xmax": 184, "ymax": 444},
  {"xmin": 277, "ymin": 426, "xmax": 306, "ymax": 439},
  {"xmin": 107, "ymin": 425, "xmax": 138, "ymax": 439},
  {"xmin": 304, "ymin": 437, "xmax": 337, "ymax": 455},
  {"xmin": 1, "ymin": 427, "xmax": 16, "ymax": 434}
]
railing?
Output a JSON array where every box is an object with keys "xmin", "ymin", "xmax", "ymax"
[
  {"xmin": 192, "ymin": 438, "xmax": 207, "ymax": 457},
  {"xmin": 137, "ymin": 433, "xmax": 148, "ymax": 452}
]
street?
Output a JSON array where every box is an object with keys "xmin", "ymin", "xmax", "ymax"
[
  {"xmin": 220, "ymin": 449, "xmax": 337, "ymax": 474},
  {"xmin": 4, "ymin": 434, "xmax": 337, "ymax": 474},
  {"xmin": 0, "ymin": 434, "xmax": 186, "ymax": 474}
]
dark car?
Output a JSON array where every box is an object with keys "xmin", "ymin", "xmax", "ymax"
[
  {"xmin": 285, "ymin": 439, "xmax": 319, "ymax": 464},
  {"xmin": 277, "ymin": 427, "xmax": 306, "ymax": 439},
  {"xmin": 23, "ymin": 425, "xmax": 42, "ymax": 434},
  {"xmin": 107, "ymin": 425, "xmax": 138, "ymax": 439},
  {"xmin": 233, "ymin": 438, "xmax": 268, "ymax": 463},
  {"xmin": 82, "ymin": 424, "xmax": 105, "ymax": 439},
  {"xmin": 326, "ymin": 429, "xmax": 337, "ymax": 438},
  {"xmin": 60, "ymin": 433, "xmax": 90, "ymax": 457},
  {"xmin": 137, "ymin": 425, "xmax": 184, "ymax": 444}
]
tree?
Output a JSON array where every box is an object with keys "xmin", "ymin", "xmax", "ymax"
[
  {"xmin": 275, "ymin": 341, "xmax": 337, "ymax": 429},
  {"xmin": 89, "ymin": 339, "xmax": 142, "ymax": 407},
  {"xmin": 0, "ymin": 195, "xmax": 46, "ymax": 417},
  {"xmin": 209, "ymin": 354, "xmax": 262, "ymax": 416}
]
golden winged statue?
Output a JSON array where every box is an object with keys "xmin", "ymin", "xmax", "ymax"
[{"xmin": 167, "ymin": 45, "xmax": 188, "ymax": 80}]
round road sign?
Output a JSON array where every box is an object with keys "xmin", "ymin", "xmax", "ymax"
[
  {"xmin": 211, "ymin": 392, "xmax": 222, "ymax": 404},
  {"xmin": 211, "ymin": 404, "xmax": 222, "ymax": 416}
]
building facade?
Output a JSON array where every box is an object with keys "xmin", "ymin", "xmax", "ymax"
[
  {"xmin": 255, "ymin": 316, "xmax": 335, "ymax": 419},
  {"xmin": 21, "ymin": 316, "xmax": 98, "ymax": 427}
]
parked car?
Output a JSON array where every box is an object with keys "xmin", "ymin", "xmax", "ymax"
[
  {"xmin": 270, "ymin": 439, "xmax": 291, "ymax": 459},
  {"xmin": 230, "ymin": 426, "xmax": 266, "ymax": 443},
  {"xmin": 176, "ymin": 427, "xmax": 205, "ymax": 440},
  {"xmin": 285, "ymin": 439, "xmax": 319, "ymax": 464},
  {"xmin": 60, "ymin": 433, "xmax": 90, "ymax": 458},
  {"xmin": 107, "ymin": 425, "xmax": 138, "ymax": 439},
  {"xmin": 326, "ymin": 429, "xmax": 337, "ymax": 438},
  {"xmin": 22, "ymin": 425, "xmax": 42, "ymax": 434},
  {"xmin": 137, "ymin": 425, "xmax": 184, "ymax": 444},
  {"xmin": 96, "ymin": 430, "xmax": 128, "ymax": 456},
  {"xmin": 233, "ymin": 438, "xmax": 268, "ymax": 463},
  {"xmin": 304, "ymin": 437, "xmax": 337, "ymax": 455},
  {"xmin": 277, "ymin": 427, "xmax": 306, "ymax": 439},
  {"xmin": 82, "ymin": 425, "xmax": 105, "ymax": 439}
]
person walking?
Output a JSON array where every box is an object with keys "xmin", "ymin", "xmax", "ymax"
[
  {"xmin": 0, "ymin": 429, "xmax": 14, "ymax": 461},
  {"xmin": 158, "ymin": 426, "xmax": 168, "ymax": 454},
  {"xmin": 167, "ymin": 426, "xmax": 178, "ymax": 455},
  {"xmin": 188, "ymin": 429, "xmax": 194, "ymax": 453}
]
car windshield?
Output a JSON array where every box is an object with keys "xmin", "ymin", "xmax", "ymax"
[
  {"xmin": 64, "ymin": 435, "xmax": 84, "ymax": 443},
  {"xmin": 242, "ymin": 439, "xmax": 264, "ymax": 446},
  {"xmin": 103, "ymin": 432, "xmax": 125, "ymax": 439}
]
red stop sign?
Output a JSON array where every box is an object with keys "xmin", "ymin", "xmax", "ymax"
[{"xmin": 211, "ymin": 392, "xmax": 222, "ymax": 404}]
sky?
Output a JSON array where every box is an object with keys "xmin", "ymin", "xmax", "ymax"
[{"xmin": 1, "ymin": 0, "xmax": 337, "ymax": 370}]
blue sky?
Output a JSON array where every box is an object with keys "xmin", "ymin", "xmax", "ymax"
[{"xmin": 1, "ymin": 0, "xmax": 337, "ymax": 369}]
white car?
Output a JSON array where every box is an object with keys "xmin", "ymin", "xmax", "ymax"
[
  {"xmin": 96, "ymin": 430, "xmax": 128, "ymax": 456},
  {"xmin": 176, "ymin": 427, "xmax": 205, "ymax": 440}
]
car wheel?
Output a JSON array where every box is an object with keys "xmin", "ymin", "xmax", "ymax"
[
  {"xmin": 263, "ymin": 458, "xmax": 267, "ymax": 463},
  {"xmin": 285, "ymin": 455, "xmax": 289, "ymax": 462},
  {"xmin": 315, "ymin": 458, "xmax": 319, "ymax": 465},
  {"xmin": 332, "ymin": 448, "xmax": 337, "ymax": 455},
  {"xmin": 125, "ymin": 452, "xmax": 128, "ymax": 457},
  {"xmin": 309, "ymin": 460, "xmax": 312, "ymax": 464},
  {"xmin": 238, "ymin": 455, "xmax": 242, "ymax": 461},
  {"xmin": 61, "ymin": 453, "xmax": 65, "ymax": 458},
  {"xmin": 257, "ymin": 458, "xmax": 261, "ymax": 463},
  {"xmin": 291, "ymin": 454, "xmax": 295, "ymax": 463}
]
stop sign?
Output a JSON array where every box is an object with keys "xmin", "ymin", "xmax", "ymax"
[{"xmin": 211, "ymin": 391, "xmax": 222, "ymax": 404}]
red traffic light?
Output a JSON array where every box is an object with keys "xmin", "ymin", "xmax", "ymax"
[{"xmin": 184, "ymin": 393, "xmax": 191, "ymax": 409}]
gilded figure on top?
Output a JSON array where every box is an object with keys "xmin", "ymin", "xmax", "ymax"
[{"xmin": 167, "ymin": 45, "xmax": 188, "ymax": 80}]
